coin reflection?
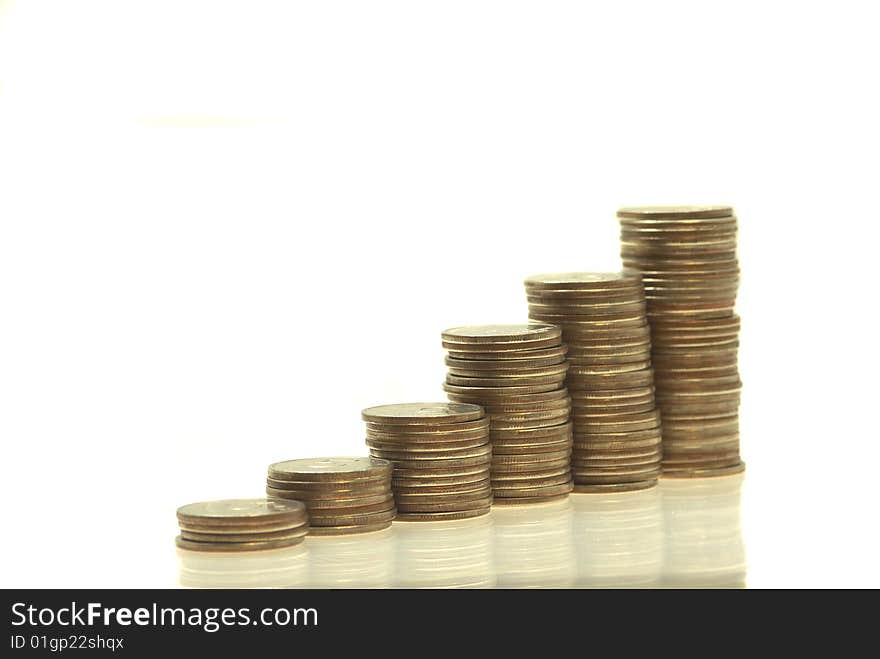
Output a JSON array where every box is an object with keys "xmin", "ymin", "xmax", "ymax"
[
  {"xmin": 307, "ymin": 528, "xmax": 394, "ymax": 588},
  {"xmin": 177, "ymin": 543, "xmax": 309, "ymax": 588},
  {"xmin": 571, "ymin": 488, "xmax": 664, "ymax": 587},
  {"xmin": 392, "ymin": 515, "xmax": 495, "ymax": 588},
  {"xmin": 660, "ymin": 473, "xmax": 746, "ymax": 588},
  {"xmin": 491, "ymin": 499, "xmax": 576, "ymax": 588}
]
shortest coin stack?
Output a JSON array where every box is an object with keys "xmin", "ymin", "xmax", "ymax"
[
  {"xmin": 266, "ymin": 457, "xmax": 395, "ymax": 535},
  {"xmin": 176, "ymin": 498, "xmax": 309, "ymax": 552},
  {"xmin": 362, "ymin": 402, "xmax": 493, "ymax": 521}
]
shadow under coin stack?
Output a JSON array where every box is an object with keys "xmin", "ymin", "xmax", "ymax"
[
  {"xmin": 441, "ymin": 324, "xmax": 574, "ymax": 504},
  {"xmin": 361, "ymin": 403, "xmax": 493, "ymax": 520},
  {"xmin": 175, "ymin": 498, "xmax": 309, "ymax": 552},
  {"xmin": 617, "ymin": 206, "xmax": 744, "ymax": 477},
  {"xmin": 266, "ymin": 457, "xmax": 395, "ymax": 534},
  {"xmin": 524, "ymin": 272, "xmax": 662, "ymax": 492}
]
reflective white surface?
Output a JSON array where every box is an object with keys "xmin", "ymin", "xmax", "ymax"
[{"xmin": 177, "ymin": 475, "xmax": 745, "ymax": 588}]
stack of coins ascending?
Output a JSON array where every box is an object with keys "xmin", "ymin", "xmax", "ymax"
[
  {"xmin": 266, "ymin": 457, "xmax": 395, "ymax": 534},
  {"xmin": 361, "ymin": 403, "xmax": 493, "ymax": 520},
  {"xmin": 618, "ymin": 206, "xmax": 743, "ymax": 477},
  {"xmin": 524, "ymin": 272, "xmax": 662, "ymax": 492},
  {"xmin": 175, "ymin": 498, "xmax": 309, "ymax": 552},
  {"xmin": 440, "ymin": 324, "xmax": 573, "ymax": 504}
]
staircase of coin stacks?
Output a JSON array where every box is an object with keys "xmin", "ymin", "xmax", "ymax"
[{"xmin": 175, "ymin": 205, "xmax": 743, "ymax": 549}]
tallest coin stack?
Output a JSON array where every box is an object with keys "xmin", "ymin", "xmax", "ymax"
[{"xmin": 617, "ymin": 206, "xmax": 744, "ymax": 477}]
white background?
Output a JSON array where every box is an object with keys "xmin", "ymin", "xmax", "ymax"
[{"xmin": 1, "ymin": 0, "xmax": 878, "ymax": 587}]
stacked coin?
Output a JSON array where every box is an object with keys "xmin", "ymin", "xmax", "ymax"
[
  {"xmin": 361, "ymin": 402, "xmax": 492, "ymax": 520},
  {"xmin": 266, "ymin": 457, "xmax": 395, "ymax": 535},
  {"xmin": 524, "ymin": 272, "xmax": 662, "ymax": 492},
  {"xmin": 175, "ymin": 498, "xmax": 309, "ymax": 552},
  {"xmin": 440, "ymin": 324, "xmax": 573, "ymax": 504},
  {"xmin": 618, "ymin": 206, "xmax": 743, "ymax": 476}
]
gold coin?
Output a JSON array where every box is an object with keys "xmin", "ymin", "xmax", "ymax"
[
  {"xmin": 661, "ymin": 461, "xmax": 746, "ymax": 478},
  {"xmin": 445, "ymin": 354, "xmax": 567, "ymax": 371},
  {"xmin": 394, "ymin": 486, "xmax": 493, "ymax": 505},
  {"xmin": 445, "ymin": 345, "xmax": 568, "ymax": 361},
  {"xmin": 492, "ymin": 449, "xmax": 571, "ymax": 465},
  {"xmin": 365, "ymin": 428, "xmax": 489, "ymax": 443},
  {"xmin": 393, "ymin": 477, "xmax": 492, "ymax": 494},
  {"xmin": 267, "ymin": 457, "xmax": 392, "ymax": 482},
  {"xmin": 361, "ymin": 402, "xmax": 485, "ymax": 425},
  {"xmin": 478, "ymin": 396, "xmax": 572, "ymax": 413},
  {"xmin": 368, "ymin": 444, "xmax": 491, "ymax": 461},
  {"xmin": 445, "ymin": 362, "xmax": 569, "ymax": 378},
  {"xmin": 366, "ymin": 437, "xmax": 490, "ymax": 452},
  {"xmin": 523, "ymin": 271, "xmax": 642, "ymax": 291},
  {"xmin": 264, "ymin": 479, "xmax": 389, "ymax": 497},
  {"xmin": 391, "ymin": 466, "xmax": 491, "ymax": 480},
  {"xmin": 267, "ymin": 489, "xmax": 392, "ymax": 508},
  {"xmin": 176, "ymin": 498, "xmax": 307, "ymax": 528},
  {"xmin": 375, "ymin": 453, "xmax": 492, "ymax": 470},
  {"xmin": 445, "ymin": 372, "xmax": 567, "ymax": 387},
  {"xmin": 175, "ymin": 535, "xmax": 307, "ymax": 553},
  {"xmin": 567, "ymin": 370, "xmax": 655, "ymax": 390},
  {"xmin": 447, "ymin": 388, "xmax": 569, "ymax": 404},
  {"xmin": 396, "ymin": 496, "xmax": 494, "ymax": 513},
  {"xmin": 491, "ymin": 481, "xmax": 574, "ymax": 497},
  {"xmin": 179, "ymin": 525, "xmax": 309, "ymax": 543},
  {"xmin": 571, "ymin": 470, "xmax": 661, "ymax": 484},
  {"xmin": 491, "ymin": 457, "xmax": 570, "ymax": 473},
  {"xmin": 490, "ymin": 466, "xmax": 571, "ymax": 482},
  {"xmin": 308, "ymin": 507, "xmax": 397, "ymax": 527},
  {"xmin": 394, "ymin": 507, "xmax": 491, "ymax": 521},
  {"xmin": 441, "ymin": 323, "xmax": 562, "ymax": 344},
  {"xmin": 443, "ymin": 381, "xmax": 562, "ymax": 396},
  {"xmin": 309, "ymin": 521, "xmax": 393, "ymax": 536},
  {"xmin": 617, "ymin": 205, "xmax": 734, "ymax": 219},
  {"xmin": 492, "ymin": 473, "xmax": 573, "ymax": 490},
  {"xmin": 572, "ymin": 480, "xmax": 657, "ymax": 493},
  {"xmin": 492, "ymin": 492, "xmax": 571, "ymax": 505},
  {"xmin": 490, "ymin": 421, "xmax": 572, "ymax": 440},
  {"xmin": 365, "ymin": 417, "xmax": 490, "ymax": 434}
]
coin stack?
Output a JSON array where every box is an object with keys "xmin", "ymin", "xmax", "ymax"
[
  {"xmin": 266, "ymin": 457, "xmax": 395, "ymax": 535},
  {"xmin": 175, "ymin": 498, "xmax": 309, "ymax": 552},
  {"xmin": 440, "ymin": 324, "xmax": 573, "ymax": 504},
  {"xmin": 524, "ymin": 272, "xmax": 662, "ymax": 492},
  {"xmin": 361, "ymin": 402, "xmax": 493, "ymax": 520},
  {"xmin": 618, "ymin": 206, "xmax": 743, "ymax": 477}
]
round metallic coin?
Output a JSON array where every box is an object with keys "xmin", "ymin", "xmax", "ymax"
[
  {"xmin": 491, "ymin": 457, "xmax": 570, "ymax": 473},
  {"xmin": 572, "ymin": 480, "xmax": 657, "ymax": 493},
  {"xmin": 394, "ymin": 507, "xmax": 491, "ymax": 522},
  {"xmin": 180, "ymin": 525, "xmax": 309, "ymax": 544},
  {"xmin": 617, "ymin": 206, "xmax": 734, "ymax": 219},
  {"xmin": 376, "ymin": 453, "xmax": 492, "ymax": 470},
  {"xmin": 361, "ymin": 402, "xmax": 484, "ymax": 425},
  {"xmin": 266, "ymin": 489, "xmax": 392, "ymax": 509},
  {"xmin": 442, "ymin": 323, "xmax": 561, "ymax": 343},
  {"xmin": 447, "ymin": 388, "xmax": 569, "ymax": 404},
  {"xmin": 445, "ymin": 345, "xmax": 568, "ymax": 361},
  {"xmin": 523, "ymin": 271, "xmax": 641, "ymax": 290},
  {"xmin": 176, "ymin": 498, "xmax": 307, "ymax": 527},
  {"xmin": 395, "ymin": 496, "xmax": 494, "ymax": 513},
  {"xmin": 267, "ymin": 457, "xmax": 392, "ymax": 482},
  {"xmin": 493, "ymin": 492, "xmax": 572, "ymax": 505},
  {"xmin": 661, "ymin": 461, "xmax": 746, "ymax": 478},
  {"xmin": 175, "ymin": 535, "xmax": 307, "ymax": 553},
  {"xmin": 443, "ymin": 381, "xmax": 562, "ymax": 396},
  {"xmin": 365, "ymin": 417, "xmax": 490, "ymax": 434},
  {"xmin": 309, "ymin": 521, "xmax": 393, "ymax": 536},
  {"xmin": 308, "ymin": 507, "xmax": 397, "ymax": 527},
  {"xmin": 264, "ymin": 479, "xmax": 390, "ymax": 497},
  {"xmin": 366, "ymin": 437, "xmax": 489, "ymax": 452},
  {"xmin": 445, "ymin": 354, "xmax": 567, "ymax": 371},
  {"xmin": 445, "ymin": 372, "xmax": 567, "ymax": 387}
]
